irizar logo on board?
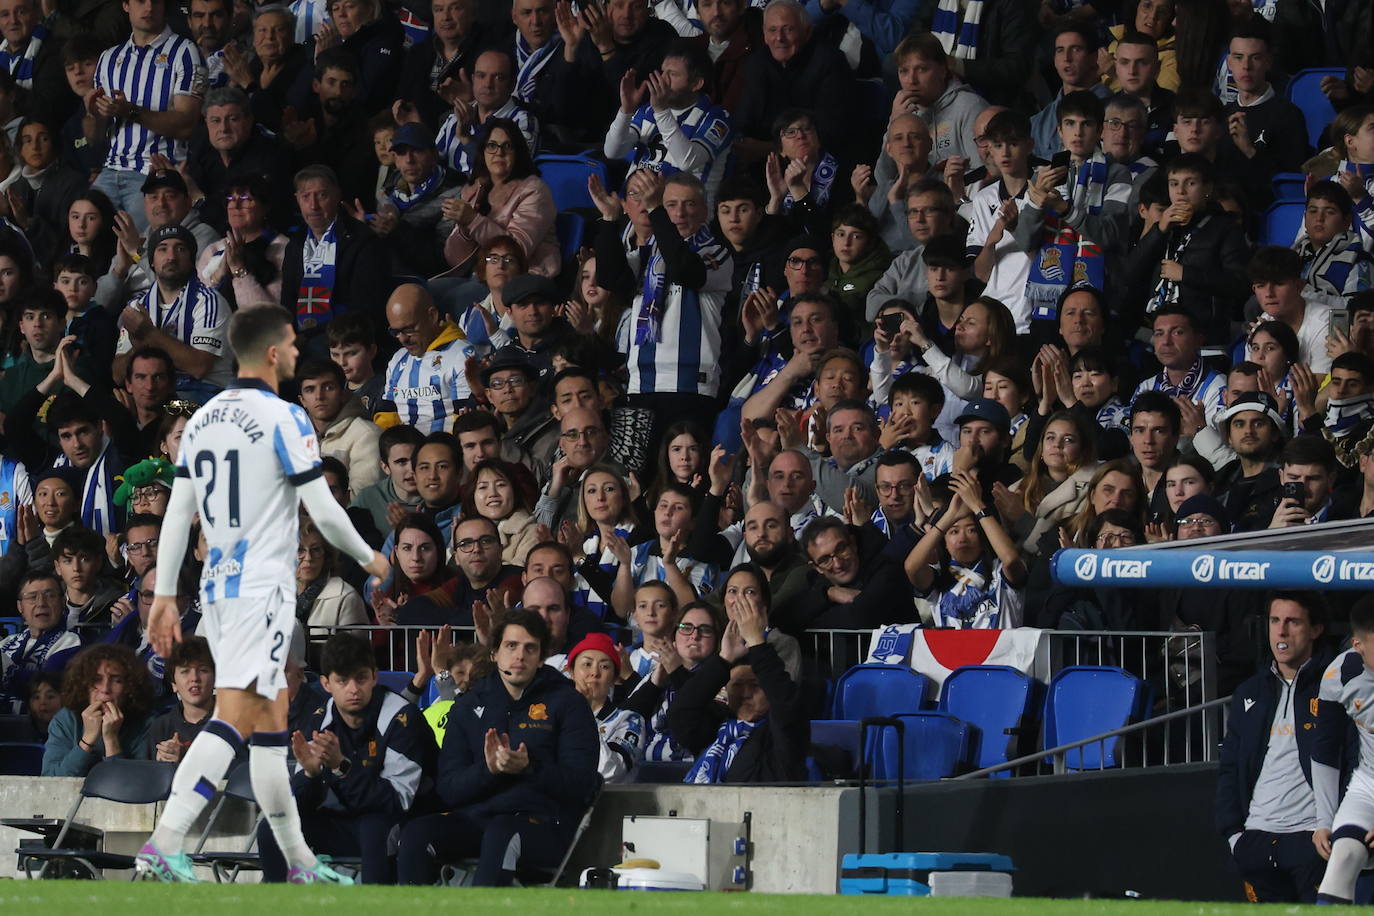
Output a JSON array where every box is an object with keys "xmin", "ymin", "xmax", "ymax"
[
  {"xmin": 1073, "ymin": 552, "xmax": 1152, "ymax": 580},
  {"xmin": 1191, "ymin": 554, "xmax": 1270, "ymax": 583},
  {"xmin": 1312, "ymin": 554, "xmax": 1374, "ymax": 584}
]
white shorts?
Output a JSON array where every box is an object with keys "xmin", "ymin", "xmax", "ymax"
[
  {"xmin": 200, "ymin": 588, "xmax": 293, "ymax": 700},
  {"xmin": 1335, "ymin": 769, "xmax": 1374, "ymax": 833}
]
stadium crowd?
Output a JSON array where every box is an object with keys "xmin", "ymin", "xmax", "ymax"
[{"xmin": 0, "ymin": 0, "xmax": 1371, "ymax": 890}]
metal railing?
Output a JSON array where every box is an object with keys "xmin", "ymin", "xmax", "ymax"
[{"xmin": 951, "ymin": 696, "xmax": 1231, "ymax": 779}]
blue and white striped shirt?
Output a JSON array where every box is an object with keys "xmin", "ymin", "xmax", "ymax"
[
  {"xmin": 604, "ymin": 96, "xmax": 733, "ymax": 204},
  {"xmin": 290, "ymin": 0, "xmax": 328, "ymax": 45},
  {"xmin": 628, "ymin": 540, "xmax": 717, "ymax": 597},
  {"xmin": 93, "ymin": 27, "xmax": 206, "ymax": 171},
  {"xmin": 379, "ymin": 321, "xmax": 476, "ymax": 433},
  {"xmin": 118, "ymin": 275, "xmax": 231, "ymax": 389},
  {"xmin": 435, "ymin": 97, "xmax": 539, "ymax": 174}
]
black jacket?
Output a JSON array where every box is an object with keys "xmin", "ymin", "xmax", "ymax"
[
  {"xmin": 291, "ymin": 686, "xmax": 435, "ymax": 818},
  {"xmin": 187, "ymin": 124, "xmax": 292, "ymax": 232},
  {"xmin": 915, "ymin": 0, "xmax": 1036, "ymax": 109},
  {"xmin": 396, "ymin": 26, "xmax": 494, "ymax": 128},
  {"xmin": 279, "ymin": 212, "xmax": 393, "ymax": 353},
  {"xmin": 1215, "ymin": 645, "xmax": 1355, "ymax": 840},
  {"xmin": 733, "ymin": 40, "xmax": 856, "ymax": 162},
  {"xmin": 786, "ymin": 523, "xmax": 918, "ymax": 633},
  {"xmin": 667, "ymin": 642, "xmax": 808, "ymax": 783},
  {"xmin": 436, "ymin": 665, "xmax": 600, "ymax": 828},
  {"xmin": 1273, "ymin": 0, "xmax": 1366, "ymax": 77}
]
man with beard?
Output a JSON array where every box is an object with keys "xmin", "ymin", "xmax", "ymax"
[
  {"xmin": 693, "ymin": 497, "xmax": 809, "ymax": 607},
  {"xmin": 686, "ymin": 0, "xmax": 757, "ymax": 112},
  {"xmin": 1214, "ymin": 392, "xmax": 1287, "ymax": 532},
  {"xmin": 604, "ymin": 40, "xmax": 732, "ymax": 205},
  {"xmin": 113, "ymin": 225, "xmax": 232, "ymax": 397},
  {"xmin": 188, "ymin": 0, "xmax": 232, "ymax": 89},
  {"xmin": 281, "ymin": 49, "xmax": 374, "ymax": 205}
]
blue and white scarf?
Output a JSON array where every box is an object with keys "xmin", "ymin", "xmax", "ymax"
[
  {"xmin": 297, "ymin": 221, "xmax": 338, "ymax": 329},
  {"xmin": 1151, "ymin": 220, "xmax": 1199, "ymax": 313},
  {"xmin": 935, "ymin": 557, "xmax": 997, "ymax": 628},
  {"xmin": 782, "ymin": 152, "xmax": 837, "ymax": 213},
  {"xmin": 1025, "ymin": 153, "xmax": 1108, "ymax": 321},
  {"xmin": 687, "ymin": 717, "xmax": 761, "ymax": 783},
  {"xmin": 0, "ymin": 626, "xmax": 66, "ymax": 702},
  {"xmin": 0, "ymin": 23, "xmax": 46, "ymax": 89},
  {"xmin": 514, "ymin": 32, "xmax": 562, "ymax": 103},
  {"xmin": 634, "ymin": 223, "xmax": 718, "ymax": 345},
  {"xmin": 931, "ymin": 0, "xmax": 983, "ymax": 59},
  {"xmin": 1325, "ymin": 394, "xmax": 1374, "ymax": 438},
  {"xmin": 53, "ymin": 437, "xmax": 118, "ymax": 535},
  {"xmin": 387, "ymin": 165, "xmax": 446, "ymax": 212},
  {"xmin": 1298, "ymin": 229, "xmax": 1371, "ymax": 301}
]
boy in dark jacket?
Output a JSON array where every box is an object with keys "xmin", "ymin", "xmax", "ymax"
[
  {"xmin": 260, "ymin": 634, "xmax": 433, "ymax": 885},
  {"xmin": 1215, "ymin": 591, "xmax": 1354, "ymax": 904},
  {"xmin": 668, "ymin": 589, "xmax": 808, "ymax": 783},
  {"xmin": 396, "ymin": 609, "xmax": 600, "ymax": 886}
]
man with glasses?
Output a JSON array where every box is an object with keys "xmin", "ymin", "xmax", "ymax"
[
  {"xmin": 1102, "ymin": 93, "xmax": 1157, "ymax": 196},
  {"xmin": 865, "ymin": 180, "xmax": 956, "ymax": 323},
  {"xmin": 793, "ymin": 515, "xmax": 913, "ymax": 631},
  {"xmin": 482, "ymin": 349, "xmax": 558, "ymax": 469},
  {"xmin": 0, "ymin": 571, "xmax": 81, "ymax": 713},
  {"xmin": 374, "ymin": 283, "xmax": 476, "ymax": 434},
  {"xmin": 119, "ymin": 513, "xmax": 163, "ymax": 583},
  {"xmin": 401, "ymin": 516, "xmax": 522, "ymax": 627},
  {"xmin": 536, "ymin": 407, "xmax": 615, "ymax": 529}
]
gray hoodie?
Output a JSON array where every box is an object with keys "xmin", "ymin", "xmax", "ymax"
[{"xmin": 877, "ymin": 78, "xmax": 989, "ymax": 189}]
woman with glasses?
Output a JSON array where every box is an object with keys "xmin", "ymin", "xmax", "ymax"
[
  {"xmin": 462, "ymin": 459, "xmax": 540, "ymax": 566},
  {"xmin": 623, "ymin": 599, "xmax": 723, "ymax": 765},
  {"xmin": 453, "ymin": 235, "xmax": 526, "ymax": 349},
  {"xmin": 196, "ymin": 176, "xmax": 285, "ymax": 309},
  {"xmin": 764, "ymin": 108, "xmax": 844, "ymax": 238},
  {"xmin": 904, "ymin": 470, "xmax": 1027, "ymax": 629},
  {"xmin": 112, "ymin": 457, "xmax": 176, "ymax": 518},
  {"xmin": 1039, "ymin": 508, "xmax": 1153, "ymax": 629},
  {"xmin": 296, "ymin": 515, "xmax": 367, "ymax": 639},
  {"xmin": 443, "ymin": 119, "xmax": 560, "ymax": 277}
]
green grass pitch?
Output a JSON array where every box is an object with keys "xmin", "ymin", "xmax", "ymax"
[{"xmin": 0, "ymin": 884, "xmax": 1366, "ymax": 914}]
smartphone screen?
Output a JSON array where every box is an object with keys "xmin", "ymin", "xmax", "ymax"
[
  {"xmin": 1050, "ymin": 150, "xmax": 1072, "ymax": 170},
  {"xmin": 1331, "ymin": 309, "xmax": 1350, "ymax": 340}
]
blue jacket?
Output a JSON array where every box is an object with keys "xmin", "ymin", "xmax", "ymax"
[
  {"xmin": 437, "ymin": 665, "xmax": 600, "ymax": 828},
  {"xmin": 42, "ymin": 705, "xmax": 150, "ymax": 776},
  {"xmin": 1215, "ymin": 645, "xmax": 1354, "ymax": 839}
]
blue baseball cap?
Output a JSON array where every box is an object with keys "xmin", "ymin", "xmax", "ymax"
[
  {"xmin": 390, "ymin": 122, "xmax": 435, "ymax": 151},
  {"xmin": 955, "ymin": 398, "xmax": 1011, "ymax": 435}
]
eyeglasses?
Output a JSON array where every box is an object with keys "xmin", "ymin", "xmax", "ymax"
[
  {"xmin": 225, "ymin": 194, "xmax": 257, "ymax": 206},
  {"xmin": 780, "ymin": 125, "xmax": 815, "ymax": 139},
  {"xmin": 484, "ymin": 254, "xmax": 518, "ymax": 266},
  {"xmin": 131, "ymin": 486, "xmax": 164, "ymax": 502},
  {"xmin": 297, "ymin": 544, "xmax": 326, "ymax": 559},
  {"xmin": 876, "ymin": 481, "xmax": 916, "ymax": 495},
  {"xmin": 20, "ymin": 589, "xmax": 60, "ymax": 602},
  {"xmin": 165, "ymin": 399, "xmax": 201, "ymax": 418},
  {"xmin": 560, "ymin": 426, "xmax": 604, "ymax": 442},
  {"xmin": 785, "ymin": 256, "xmax": 823, "ymax": 270},
  {"xmin": 484, "ymin": 140, "xmax": 514, "ymax": 153},
  {"xmin": 677, "ymin": 622, "xmax": 716, "ymax": 637},
  {"xmin": 1104, "ymin": 118, "xmax": 1144, "ymax": 131},
  {"xmin": 124, "ymin": 537, "xmax": 159, "ymax": 556},
  {"xmin": 387, "ymin": 323, "xmax": 421, "ymax": 338},
  {"xmin": 810, "ymin": 540, "xmax": 855, "ymax": 570},
  {"xmin": 1177, "ymin": 516, "xmax": 1217, "ymax": 530},
  {"xmin": 454, "ymin": 534, "xmax": 499, "ymax": 553},
  {"xmin": 1095, "ymin": 532, "xmax": 1138, "ymax": 547},
  {"xmin": 137, "ymin": 589, "xmax": 156, "ymax": 601},
  {"xmin": 487, "ymin": 376, "xmax": 528, "ymax": 391}
]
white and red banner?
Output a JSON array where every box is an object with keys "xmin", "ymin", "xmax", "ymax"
[{"xmin": 867, "ymin": 625, "xmax": 1046, "ymax": 688}]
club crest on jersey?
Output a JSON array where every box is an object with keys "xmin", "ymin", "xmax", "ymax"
[
  {"xmin": 431, "ymin": 355, "xmax": 442, "ymax": 368},
  {"xmin": 0, "ymin": 490, "xmax": 11, "ymax": 510},
  {"xmin": 528, "ymin": 703, "xmax": 548, "ymax": 721}
]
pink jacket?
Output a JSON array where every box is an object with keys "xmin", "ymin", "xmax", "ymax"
[{"xmin": 444, "ymin": 175, "xmax": 561, "ymax": 277}]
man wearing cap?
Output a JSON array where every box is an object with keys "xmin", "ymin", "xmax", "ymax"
[
  {"xmin": 101, "ymin": 166, "xmax": 221, "ymax": 303},
  {"xmin": 375, "ymin": 121, "xmax": 462, "ymax": 278},
  {"xmin": 483, "ymin": 349, "xmax": 558, "ymax": 469},
  {"xmin": 497, "ymin": 274, "xmax": 579, "ymax": 376},
  {"xmin": 374, "ymin": 283, "xmax": 476, "ymax": 434},
  {"xmin": 1213, "ymin": 391, "xmax": 1286, "ymax": 532},
  {"xmin": 112, "ymin": 223, "xmax": 231, "ymax": 400},
  {"xmin": 954, "ymin": 397, "xmax": 1024, "ymax": 491},
  {"xmin": 567, "ymin": 632, "xmax": 645, "ymax": 784}
]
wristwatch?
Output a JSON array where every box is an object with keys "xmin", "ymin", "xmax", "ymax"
[
  {"xmin": 974, "ymin": 507, "xmax": 994, "ymax": 521},
  {"xmin": 330, "ymin": 758, "xmax": 351, "ymax": 778}
]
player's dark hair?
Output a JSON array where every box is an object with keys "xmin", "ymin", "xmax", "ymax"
[
  {"xmin": 167, "ymin": 635, "xmax": 215, "ymax": 673},
  {"xmin": 1266, "ymin": 590, "xmax": 1329, "ymax": 631},
  {"xmin": 320, "ymin": 632, "xmax": 377, "ymax": 678},
  {"xmin": 52, "ymin": 525, "xmax": 104, "ymax": 561},
  {"xmin": 890, "ymin": 371, "xmax": 947, "ymax": 410},
  {"xmin": 1351, "ymin": 595, "xmax": 1374, "ymax": 637},
  {"xmin": 1050, "ymin": 17, "xmax": 1100, "ymax": 52},
  {"xmin": 714, "ymin": 176, "xmax": 767, "ymax": 209},
  {"xmin": 379, "ymin": 424, "xmax": 424, "ymax": 463},
  {"xmin": 296, "ymin": 357, "xmax": 347, "ymax": 386},
  {"xmin": 227, "ymin": 305, "xmax": 293, "ymax": 363},
  {"xmin": 491, "ymin": 608, "xmax": 551, "ymax": 658}
]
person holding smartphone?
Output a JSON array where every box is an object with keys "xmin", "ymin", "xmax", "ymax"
[{"xmin": 1267, "ymin": 436, "xmax": 1351, "ymax": 529}]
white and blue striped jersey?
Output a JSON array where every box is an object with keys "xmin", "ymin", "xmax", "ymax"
[
  {"xmin": 623, "ymin": 235, "xmax": 733, "ymax": 398},
  {"xmin": 436, "ymin": 98, "xmax": 539, "ymax": 174},
  {"xmin": 290, "ymin": 0, "xmax": 329, "ymax": 45},
  {"xmin": 378, "ymin": 321, "xmax": 476, "ymax": 433},
  {"xmin": 628, "ymin": 540, "xmax": 717, "ymax": 596},
  {"xmin": 117, "ymin": 275, "xmax": 231, "ymax": 389},
  {"xmin": 604, "ymin": 96, "xmax": 733, "ymax": 204},
  {"xmin": 93, "ymin": 27, "xmax": 206, "ymax": 171},
  {"xmin": 176, "ymin": 380, "xmax": 321, "ymax": 605}
]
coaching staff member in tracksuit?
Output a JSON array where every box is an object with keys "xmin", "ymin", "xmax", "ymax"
[
  {"xmin": 261, "ymin": 633, "xmax": 434, "ymax": 884},
  {"xmin": 1216, "ymin": 591, "xmax": 1353, "ymax": 903},
  {"xmin": 396, "ymin": 608, "xmax": 600, "ymax": 886}
]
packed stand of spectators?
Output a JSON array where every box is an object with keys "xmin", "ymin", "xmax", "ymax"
[{"xmin": 0, "ymin": 0, "xmax": 1373, "ymax": 886}]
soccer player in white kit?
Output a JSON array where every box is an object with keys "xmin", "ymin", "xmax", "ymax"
[
  {"xmin": 1311, "ymin": 596, "xmax": 1374, "ymax": 903},
  {"xmin": 136, "ymin": 306, "xmax": 390, "ymax": 884}
]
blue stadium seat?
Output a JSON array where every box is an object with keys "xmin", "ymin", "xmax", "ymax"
[
  {"xmin": 0, "ymin": 741, "xmax": 43, "ymax": 775},
  {"xmin": 1262, "ymin": 200, "xmax": 1305, "ymax": 246},
  {"xmin": 1042, "ymin": 666, "xmax": 1150, "ymax": 771},
  {"xmin": 832, "ymin": 663, "xmax": 930, "ymax": 720},
  {"xmin": 1286, "ymin": 68, "xmax": 1343, "ymax": 150},
  {"xmin": 555, "ymin": 210, "xmax": 585, "ymax": 263},
  {"xmin": 1271, "ymin": 172, "xmax": 1307, "ymax": 202},
  {"xmin": 938, "ymin": 665, "xmax": 1039, "ymax": 777},
  {"xmin": 376, "ymin": 671, "xmax": 415, "ymax": 694},
  {"xmin": 419, "ymin": 677, "xmax": 441, "ymax": 710},
  {"xmin": 871, "ymin": 712, "xmax": 972, "ymax": 780},
  {"xmin": 0, "ymin": 617, "xmax": 24, "ymax": 637},
  {"xmin": 0, "ymin": 714, "xmax": 38, "ymax": 742},
  {"xmin": 535, "ymin": 155, "xmax": 609, "ymax": 211}
]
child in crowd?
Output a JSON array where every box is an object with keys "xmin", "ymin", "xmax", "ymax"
[
  {"xmin": 53, "ymin": 252, "xmax": 116, "ymax": 383},
  {"xmin": 327, "ymin": 313, "xmax": 383, "ymax": 415},
  {"xmin": 628, "ymin": 580, "xmax": 678, "ymax": 677}
]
